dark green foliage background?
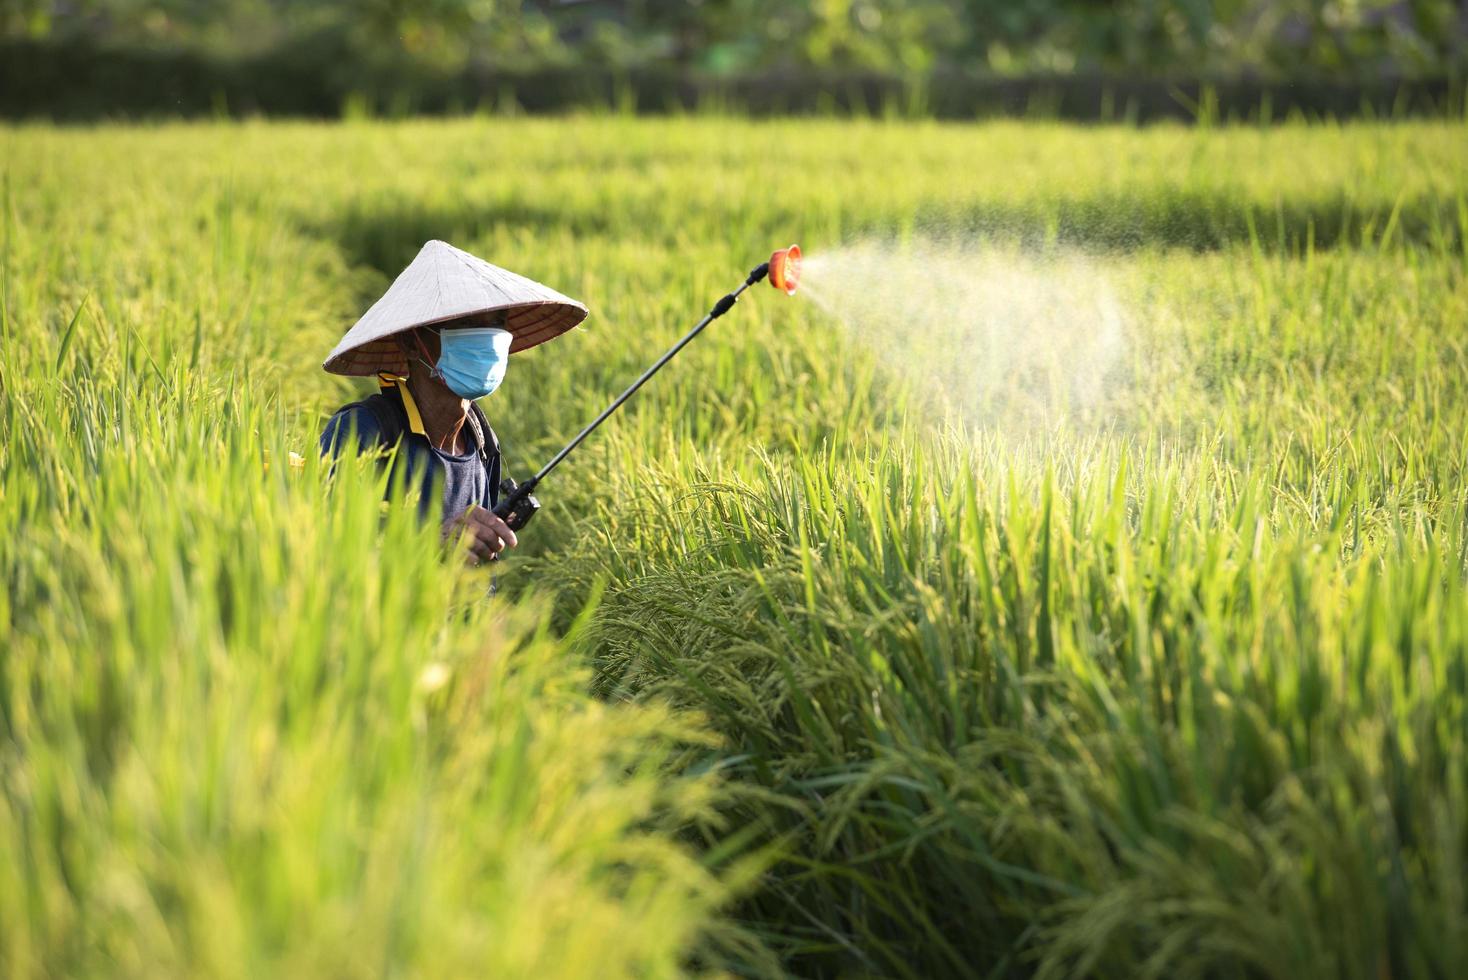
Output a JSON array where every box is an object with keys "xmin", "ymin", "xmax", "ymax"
[{"xmin": 6, "ymin": 1, "xmax": 1466, "ymax": 78}]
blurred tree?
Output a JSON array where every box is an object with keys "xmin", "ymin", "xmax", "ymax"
[{"xmin": 4, "ymin": 0, "xmax": 1464, "ymax": 75}]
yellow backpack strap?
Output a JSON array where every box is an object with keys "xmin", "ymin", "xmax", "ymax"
[{"xmin": 376, "ymin": 372, "xmax": 428, "ymax": 438}]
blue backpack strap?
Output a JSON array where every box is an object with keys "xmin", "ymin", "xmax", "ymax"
[
  {"xmin": 464, "ymin": 402, "xmax": 500, "ymax": 461},
  {"xmin": 358, "ymin": 390, "xmax": 408, "ymax": 449},
  {"xmin": 466, "ymin": 403, "xmax": 509, "ymax": 507}
]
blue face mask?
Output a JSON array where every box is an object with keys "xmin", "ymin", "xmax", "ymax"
[{"xmin": 429, "ymin": 326, "xmax": 512, "ymax": 399}]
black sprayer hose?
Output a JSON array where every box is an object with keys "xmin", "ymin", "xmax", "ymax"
[{"xmin": 520, "ymin": 261, "xmax": 771, "ymax": 491}]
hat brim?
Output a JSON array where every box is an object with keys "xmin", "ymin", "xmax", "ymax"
[{"xmin": 323, "ymin": 300, "xmax": 587, "ymax": 377}]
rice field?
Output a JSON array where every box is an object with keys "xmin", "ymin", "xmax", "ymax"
[{"xmin": 2, "ymin": 114, "xmax": 1467, "ymax": 978}]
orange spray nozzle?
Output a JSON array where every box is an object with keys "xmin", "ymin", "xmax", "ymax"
[{"xmin": 768, "ymin": 244, "xmax": 802, "ymax": 295}]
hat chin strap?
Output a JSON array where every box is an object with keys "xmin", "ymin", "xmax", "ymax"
[{"xmin": 410, "ymin": 331, "xmax": 447, "ymax": 386}]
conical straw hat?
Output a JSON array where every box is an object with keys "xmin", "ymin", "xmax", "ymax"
[{"xmin": 323, "ymin": 240, "xmax": 589, "ymax": 376}]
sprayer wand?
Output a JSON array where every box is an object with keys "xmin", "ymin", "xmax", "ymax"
[{"xmin": 492, "ymin": 246, "xmax": 801, "ymax": 531}]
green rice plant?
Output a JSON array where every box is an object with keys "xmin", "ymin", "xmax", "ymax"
[
  {"xmin": 0, "ymin": 364, "xmax": 759, "ymax": 976},
  {"xmin": 0, "ymin": 138, "xmax": 759, "ymax": 976},
  {"xmin": 2, "ymin": 115, "xmax": 1466, "ymax": 977},
  {"xmin": 556, "ymin": 426, "xmax": 1468, "ymax": 975}
]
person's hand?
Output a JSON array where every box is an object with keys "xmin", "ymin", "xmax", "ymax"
[{"xmin": 443, "ymin": 504, "xmax": 518, "ymax": 565}]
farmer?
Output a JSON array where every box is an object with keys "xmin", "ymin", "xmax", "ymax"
[{"xmin": 319, "ymin": 240, "xmax": 588, "ymax": 564}]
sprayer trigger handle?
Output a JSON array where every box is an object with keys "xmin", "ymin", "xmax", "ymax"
[{"xmin": 494, "ymin": 478, "xmax": 541, "ymax": 532}]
